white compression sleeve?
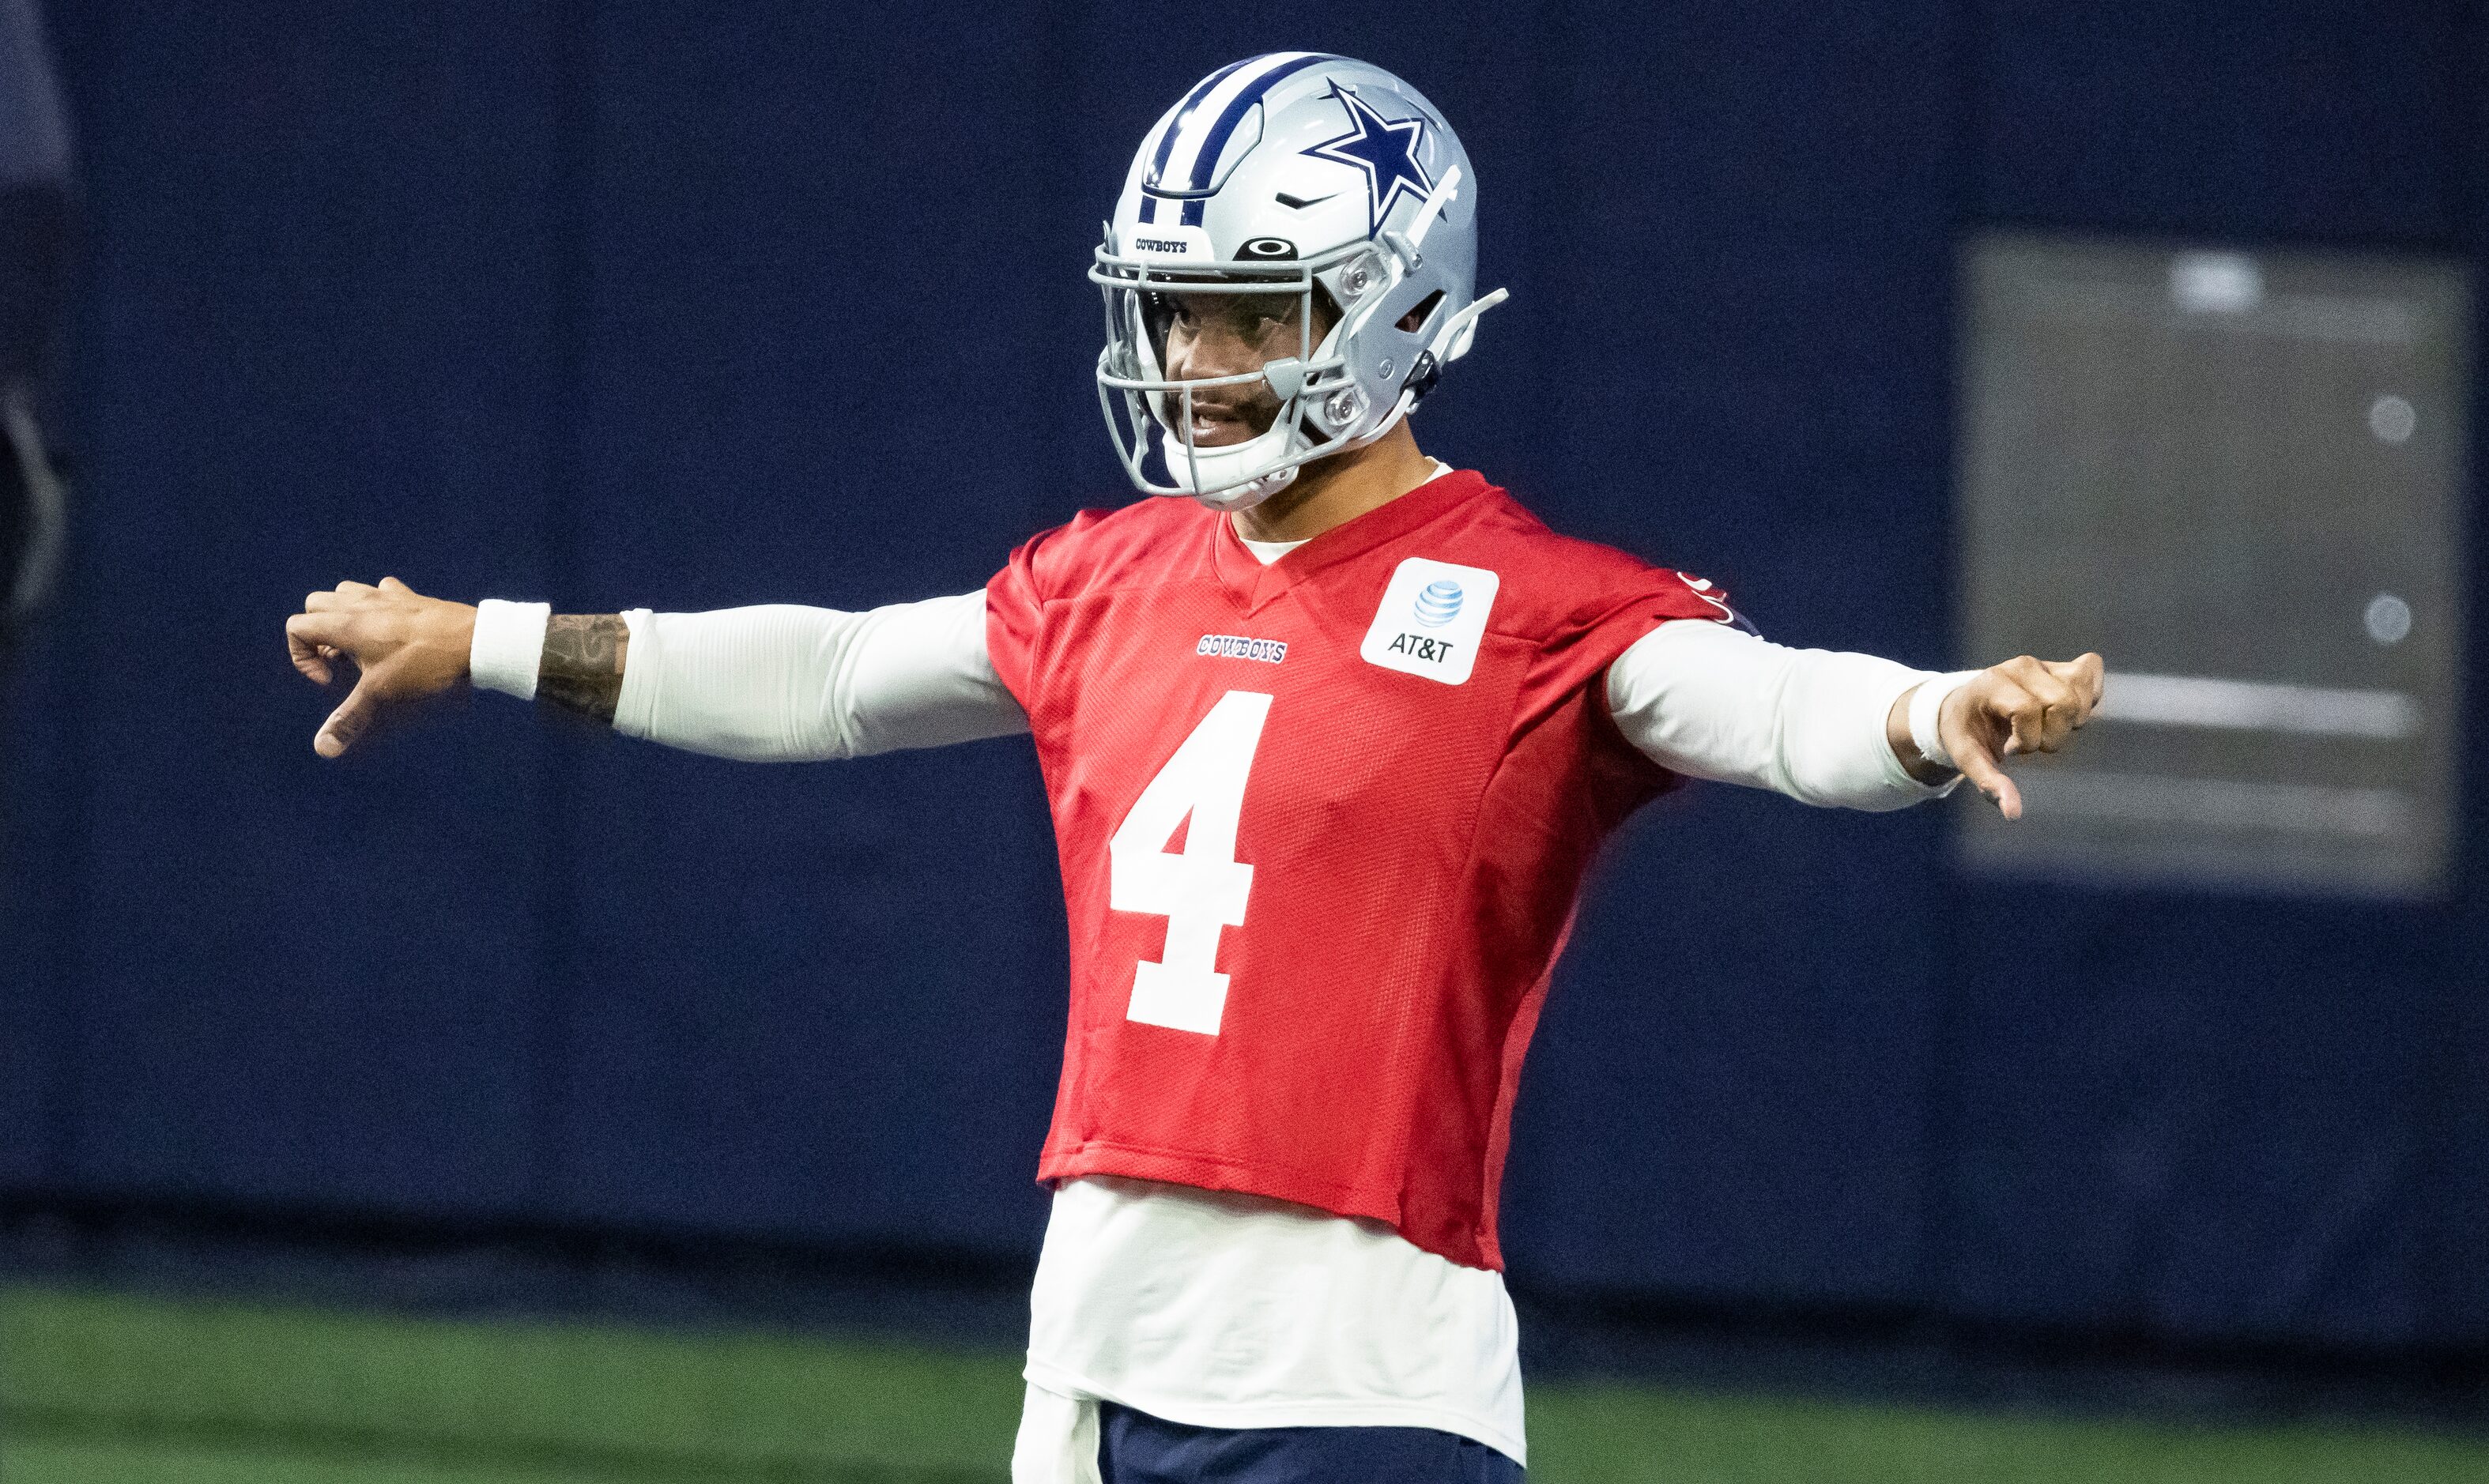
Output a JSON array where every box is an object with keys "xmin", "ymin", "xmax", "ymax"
[
  {"xmin": 1605, "ymin": 620, "xmax": 1959, "ymax": 811},
  {"xmin": 611, "ymin": 590, "xmax": 1028, "ymax": 762}
]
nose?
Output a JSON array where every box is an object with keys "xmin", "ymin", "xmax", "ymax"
[{"xmin": 1167, "ymin": 324, "xmax": 1256, "ymax": 382}]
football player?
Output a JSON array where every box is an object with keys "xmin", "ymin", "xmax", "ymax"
[{"xmin": 288, "ymin": 54, "xmax": 2103, "ymax": 1484}]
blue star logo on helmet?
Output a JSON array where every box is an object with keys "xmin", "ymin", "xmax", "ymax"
[{"xmin": 1301, "ymin": 82, "xmax": 1433, "ymax": 235}]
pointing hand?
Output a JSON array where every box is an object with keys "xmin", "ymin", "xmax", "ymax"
[
  {"xmin": 285, "ymin": 578, "xmax": 477, "ymax": 758},
  {"xmin": 1940, "ymin": 653, "xmax": 2108, "ymax": 820}
]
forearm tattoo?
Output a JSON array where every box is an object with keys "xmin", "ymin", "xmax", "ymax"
[{"xmin": 537, "ymin": 613, "xmax": 629, "ymax": 724}]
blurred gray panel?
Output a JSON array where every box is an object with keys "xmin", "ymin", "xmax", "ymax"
[{"xmin": 1956, "ymin": 234, "xmax": 2468, "ymax": 895}]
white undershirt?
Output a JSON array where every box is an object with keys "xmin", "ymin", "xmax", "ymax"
[
  {"xmin": 1023, "ymin": 1176, "xmax": 1525, "ymax": 1457},
  {"xmin": 1238, "ymin": 535, "xmax": 1309, "ymax": 565},
  {"xmin": 1226, "ymin": 454, "xmax": 1429, "ymax": 568},
  {"xmin": 470, "ymin": 533, "xmax": 1959, "ymax": 1471}
]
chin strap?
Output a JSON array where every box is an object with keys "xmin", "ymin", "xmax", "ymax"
[{"xmin": 1160, "ymin": 425, "xmax": 1299, "ymax": 512}]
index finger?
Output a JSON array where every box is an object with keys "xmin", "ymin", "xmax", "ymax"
[
  {"xmin": 2050, "ymin": 653, "xmax": 2106, "ymax": 709},
  {"xmin": 287, "ymin": 610, "xmax": 353, "ymax": 650},
  {"xmin": 287, "ymin": 623, "xmax": 334, "ymax": 685},
  {"xmin": 1953, "ymin": 731, "xmax": 2024, "ymax": 822},
  {"xmin": 304, "ymin": 582, "xmax": 382, "ymax": 614}
]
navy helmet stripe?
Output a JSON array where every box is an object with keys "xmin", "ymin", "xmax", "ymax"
[
  {"xmin": 1181, "ymin": 51, "xmax": 1336, "ymax": 190},
  {"xmin": 1140, "ymin": 55, "xmax": 1258, "ymax": 224},
  {"xmin": 1145, "ymin": 55, "xmax": 1255, "ymax": 190}
]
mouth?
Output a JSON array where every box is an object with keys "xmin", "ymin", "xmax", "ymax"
[{"xmin": 1179, "ymin": 400, "xmax": 1259, "ymax": 446}]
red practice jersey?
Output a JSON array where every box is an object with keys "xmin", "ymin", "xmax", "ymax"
[{"xmin": 984, "ymin": 469, "xmax": 1730, "ymax": 1270}]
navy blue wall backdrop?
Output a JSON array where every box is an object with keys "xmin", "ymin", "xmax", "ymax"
[{"xmin": 3, "ymin": 0, "xmax": 2483, "ymax": 1363}]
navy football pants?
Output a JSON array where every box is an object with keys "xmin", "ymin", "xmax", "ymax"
[{"xmin": 1096, "ymin": 1403, "xmax": 1524, "ymax": 1483}]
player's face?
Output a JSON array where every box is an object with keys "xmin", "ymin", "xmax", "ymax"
[{"xmin": 1156, "ymin": 290, "xmax": 1331, "ymax": 446}]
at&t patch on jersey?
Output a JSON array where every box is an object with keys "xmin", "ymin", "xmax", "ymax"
[{"xmin": 1360, "ymin": 557, "xmax": 1500, "ymax": 684}]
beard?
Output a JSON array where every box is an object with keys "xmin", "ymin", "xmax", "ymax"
[{"xmin": 1167, "ymin": 383, "xmax": 1282, "ymax": 447}]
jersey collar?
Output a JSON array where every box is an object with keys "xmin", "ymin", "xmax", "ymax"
[{"xmin": 1209, "ymin": 468, "xmax": 1491, "ymax": 616}]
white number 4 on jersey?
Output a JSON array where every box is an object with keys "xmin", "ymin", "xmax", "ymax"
[{"xmin": 1109, "ymin": 690, "xmax": 1273, "ymax": 1035}]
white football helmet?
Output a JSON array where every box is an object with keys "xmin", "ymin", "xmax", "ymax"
[{"xmin": 1092, "ymin": 54, "xmax": 1509, "ymax": 512}]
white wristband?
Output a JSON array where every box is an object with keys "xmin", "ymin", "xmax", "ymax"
[
  {"xmin": 1908, "ymin": 669, "xmax": 1983, "ymax": 771},
  {"xmin": 470, "ymin": 599, "xmax": 552, "ymax": 701}
]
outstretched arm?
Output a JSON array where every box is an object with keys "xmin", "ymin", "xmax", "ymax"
[
  {"xmin": 1606, "ymin": 620, "xmax": 2103, "ymax": 815},
  {"xmin": 286, "ymin": 581, "xmax": 1026, "ymax": 760},
  {"xmin": 601, "ymin": 594, "xmax": 1024, "ymax": 760}
]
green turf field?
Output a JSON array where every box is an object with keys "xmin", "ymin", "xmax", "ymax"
[{"xmin": 3, "ymin": 1284, "xmax": 2483, "ymax": 1482}]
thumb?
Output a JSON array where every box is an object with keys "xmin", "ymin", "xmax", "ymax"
[
  {"xmin": 1954, "ymin": 731, "xmax": 2023, "ymax": 821},
  {"xmin": 315, "ymin": 672, "xmax": 384, "ymax": 758}
]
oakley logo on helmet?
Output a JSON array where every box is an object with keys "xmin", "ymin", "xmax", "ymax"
[{"xmin": 1238, "ymin": 237, "xmax": 1298, "ymax": 261}]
